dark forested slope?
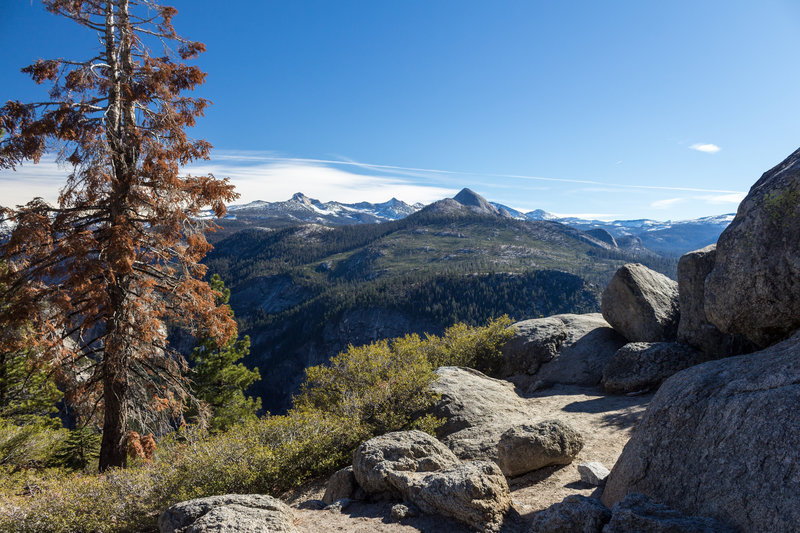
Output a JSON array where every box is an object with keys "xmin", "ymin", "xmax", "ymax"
[{"xmin": 206, "ymin": 196, "xmax": 678, "ymax": 411}]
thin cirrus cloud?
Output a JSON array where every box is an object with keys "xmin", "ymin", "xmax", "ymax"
[
  {"xmin": 0, "ymin": 159, "xmax": 67, "ymax": 207},
  {"xmin": 703, "ymin": 192, "xmax": 746, "ymax": 204},
  {"xmin": 0, "ymin": 153, "xmax": 459, "ymax": 208},
  {"xmin": 650, "ymin": 192, "xmax": 745, "ymax": 211},
  {"xmin": 186, "ymin": 158, "xmax": 456, "ymax": 205},
  {"xmin": 689, "ymin": 143, "xmax": 721, "ymax": 153},
  {"xmin": 209, "ymin": 153, "xmax": 744, "ymax": 195},
  {"xmin": 0, "ymin": 151, "xmax": 747, "ymax": 220},
  {"xmin": 651, "ymin": 197, "xmax": 685, "ymax": 209}
]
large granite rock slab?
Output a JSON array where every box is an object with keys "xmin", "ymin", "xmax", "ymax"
[
  {"xmin": 158, "ymin": 494, "xmax": 297, "ymax": 533},
  {"xmin": 603, "ymin": 493, "xmax": 735, "ymax": 533},
  {"xmin": 430, "ymin": 366, "xmax": 530, "ymax": 437},
  {"xmin": 601, "ymin": 342, "xmax": 699, "ymax": 394},
  {"xmin": 602, "ymin": 331, "xmax": 800, "ymax": 532},
  {"xmin": 529, "ymin": 493, "xmax": 733, "ymax": 533},
  {"xmin": 500, "ymin": 314, "xmax": 626, "ymax": 390},
  {"xmin": 601, "ymin": 264, "xmax": 680, "ymax": 342},
  {"xmin": 705, "ymin": 147, "xmax": 800, "ymax": 347},
  {"xmin": 677, "ymin": 245, "xmax": 753, "ymax": 359}
]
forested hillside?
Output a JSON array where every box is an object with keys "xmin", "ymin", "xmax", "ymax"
[{"xmin": 206, "ymin": 206, "xmax": 678, "ymax": 411}]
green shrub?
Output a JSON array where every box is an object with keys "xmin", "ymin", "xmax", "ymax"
[
  {"xmin": 0, "ymin": 317, "xmax": 515, "ymax": 532},
  {"xmin": 416, "ymin": 315, "xmax": 513, "ymax": 373},
  {"xmin": 0, "ymin": 418, "xmax": 65, "ymax": 469},
  {"xmin": 0, "ymin": 466, "xmax": 161, "ymax": 532},
  {"xmin": 296, "ymin": 337, "xmax": 439, "ymax": 436}
]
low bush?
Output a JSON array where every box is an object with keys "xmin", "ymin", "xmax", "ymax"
[
  {"xmin": 0, "ymin": 317, "xmax": 514, "ymax": 532},
  {"xmin": 0, "ymin": 418, "xmax": 66, "ymax": 469},
  {"xmin": 417, "ymin": 315, "xmax": 513, "ymax": 373},
  {"xmin": 0, "ymin": 467, "xmax": 158, "ymax": 532}
]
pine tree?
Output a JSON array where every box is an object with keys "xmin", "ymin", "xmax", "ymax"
[
  {"xmin": 52, "ymin": 426, "xmax": 101, "ymax": 471},
  {"xmin": 0, "ymin": 263, "xmax": 62, "ymax": 428},
  {"xmin": 0, "ymin": 1, "xmax": 237, "ymax": 470},
  {"xmin": 189, "ymin": 274, "xmax": 260, "ymax": 433},
  {"xmin": 0, "ymin": 348, "xmax": 63, "ymax": 429}
]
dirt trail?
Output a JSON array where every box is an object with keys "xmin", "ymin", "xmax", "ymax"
[{"xmin": 286, "ymin": 384, "xmax": 652, "ymax": 532}]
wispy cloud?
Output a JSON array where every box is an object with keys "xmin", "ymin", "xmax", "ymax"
[
  {"xmin": 216, "ymin": 154, "xmax": 743, "ymax": 195},
  {"xmin": 702, "ymin": 192, "xmax": 746, "ymax": 205},
  {"xmin": 651, "ymin": 197, "xmax": 685, "ymax": 209},
  {"xmin": 186, "ymin": 158, "xmax": 455, "ymax": 205},
  {"xmin": 0, "ymin": 151, "xmax": 747, "ymax": 220},
  {"xmin": 689, "ymin": 143, "xmax": 721, "ymax": 153},
  {"xmin": 0, "ymin": 159, "xmax": 68, "ymax": 207},
  {"xmin": 650, "ymin": 192, "xmax": 743, "ymax": 211},
  {"xmin": 0, "ymin": 153, "xmax": 457, "ymax": 208}
]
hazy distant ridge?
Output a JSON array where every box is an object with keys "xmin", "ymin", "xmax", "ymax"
[{"xmin": 222, "ymin": 191, "xmax": 733, "ymax": 256}]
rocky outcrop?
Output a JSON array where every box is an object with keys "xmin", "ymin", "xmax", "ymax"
[
  {"xmin": 500, "ymin": 314, "xmax": 626, "ymax": 390},
  {"xmin": 430, "ymin": 367, "xmax": 588, "ymax": 475},
  {"xmin": 601, "ymin": 264, "xmax": 680, "ymax": 342},
  {"xmin": 158, "ymin": 494, "xmax": 297, "ymax": 533},
  {"xmin": 585, "ymin": 228, "xmax": 618, "ymax": 248},
  {"xmin": 322, "ymin": 466, "xmax": 357, "ymax": 505},
  {"xmin": 496, "ymin": 420, "xmax": 584, "ymax": 477},
  {"xmin": 602, "ymin": 331, "xmax": 800, "ymax": 532},
  {"xmin": 528, "ymin": 495, "xmax": 611, "ymax": 533},
  {"xmin": 677, "ymin": 245, "xmax": 752, "ymax": 359},
  {"xmin": 430, "ymin": 367, "xmax": 529, "ymax": 437},
  {"xmin": 352, "ymin": 430, "xmax": 459, "ymax": 497},
  {"xmin": 615, "ymin": 234, "xmax": 654, "ymax": 256},
  {"xmin": 705, "ymin": 147, "xmax": 800, "ymax": 348},
  {"xmin": 352, "ymin": 430, "xmax": 511, "ymax": 531},
  {"xmin": 530, "ymin": 493, "xmax": 733, "ymax": 533},
  {"xmin": 430, "ymin": 367, "xmax": 536, "ymax": 465},
  {"xmin": 603, "ymin": 493, "xmax": 735, "ymax": 533},
  {"xmin": 601, "ymin": 342, "xmax": 699, "ymax": 394}
]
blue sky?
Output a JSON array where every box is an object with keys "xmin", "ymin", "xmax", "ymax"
[{"xmin": 2, "ymin": 0, "xmax": 800, "ymax": 220}]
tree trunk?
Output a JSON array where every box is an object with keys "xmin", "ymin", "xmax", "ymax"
[
  {"xmin": 98, "ymin": 351, "xmax": 128, "ymax": 471},
  {"xmin": 98, "ymin": 0, "xmax": 135, "ymax": 471}
]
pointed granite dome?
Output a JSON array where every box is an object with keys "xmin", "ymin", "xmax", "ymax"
[
  {"xmin": 290, "ymin": 192, "xmax": 314, "ymax": 205},
  {"xmin": 452, "ymin": 188, "xmax": 502, "ymax": 216}
]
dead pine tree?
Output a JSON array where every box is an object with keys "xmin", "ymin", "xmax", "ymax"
[{"xmin": 0, "ymin": 0, "xmax": 238, "ymax": 471}]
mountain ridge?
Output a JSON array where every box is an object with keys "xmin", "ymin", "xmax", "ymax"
[
  {"xmin": 218, "ymin": 188, "xmax": 733, "ymax": 256},
  {"xmin": 205, "ymin": 198, "xmax": 681, "ymax": 411}
]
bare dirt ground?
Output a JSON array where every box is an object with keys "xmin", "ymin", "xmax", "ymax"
[{"xmin": 285, "ymin": 384, "xmax": 652, "ymax": 532}]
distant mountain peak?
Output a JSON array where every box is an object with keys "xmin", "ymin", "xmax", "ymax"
[
  {"xmin": 453, "ymin": 188, "xmax": 489, "ymax": 208},
  {"xmin": 449, "ymin": 188, "xmax": 510, "ymax": 217},
  {"xmin": 291, "ymin": 192, "xmax": 314, "ymax": 205},
  {"xmin": 220, "ymin": 191, "xmax": 733, "ymax": 256},
  {"xmin": 224, "ymin": 193, "xmax": 422, "ymax": 225},
  {"xmin": 526, "ymin": 209, "xmax": 558, "ymax": 221}
]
